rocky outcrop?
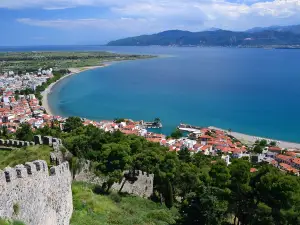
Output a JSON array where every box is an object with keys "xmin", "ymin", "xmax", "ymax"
[{"xmin": 0, "ymin": 161, "xmax": 73, "ymax": 225}]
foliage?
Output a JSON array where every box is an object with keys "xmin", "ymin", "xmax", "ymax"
[
  {"xmin": 109, "ymin": 192, "xmax": 122, "ymax": 203},
  {"xmin": 13, "ymin": 203, "xmax": 20, "ymax": 216},
  {"xmin": 253, "ymin": 144, "xmax": 263, "ymax": 154},
  {"xmin": 0, "ymin": 51, "xmax": 153, "ymax": 72},
  {"xmin": 0, "ymin": 220, "xmax": 25, "ymax": 225},
  {"xmin": 27, "ymin": 122, "xmax": 300, "ymax": 225},
  {"xmin": 64, "ymin": 117, "xmax": 84, "ymax": 132},
  {"xmin": 70, "ymin": 182, "xmax": 179, "ymax": 225},
  {"xmin": 170, "ymin": 129, "xmax": 182, "ymax": 139},
  {"xmin": 259, "ymin": 139, "xmax": 268, "ymax": 147},
  {"xmin": 114, "ymin": 118, "xmax": 125, "ymax": 123},
  {"xmin": 15, "ymin": 123, "xmax": 33, "ymax": 142}
]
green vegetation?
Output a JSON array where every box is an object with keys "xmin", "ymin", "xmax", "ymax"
[
  {"xmin": 0, "ymin": 51, "xmax": 153, "ymax": 72},
  {"xmin": 33, "ymin": 120, "xmax": 300, "ymax": 225},
  {"xmin": 12, "ymin": 203, "xmax": 20, "ymax": 216},
  {"xmin": 114, "ymin": 118, "xmax": 125, "ymax": 123},
  {"xmin": 0, "ymin": 220, "xmax": 25, "ymax": 225},
  {"xmin": 70, "ymin": 182, "xmax": 178, "ymax": 225},
  {"xmin": 15, "ymin": 124, "xmax": 34, "ymax": 142},
  {"xmin": 0, "ymin": 145, "xmax": 52, "ymax": 169},
  {"xmin": 4, "ymin": 118, "xmax": 300, "ymax": 225},
  {"xmin": 170, "ymin": 128, "xmax": 183, "ymax": 139}
]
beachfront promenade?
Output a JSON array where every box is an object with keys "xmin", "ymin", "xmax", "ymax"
[{"xmin": 209, "ymin": 126, "xmax": 300, "ymax": 149}]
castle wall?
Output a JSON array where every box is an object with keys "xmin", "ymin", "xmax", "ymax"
[
  {"xmin": 74, "ymin": 160, "xmax": 154, "ymax": 198},
  {"xmin": 0, "ymin": 161, "xmax": 73, "ymax": 225}
]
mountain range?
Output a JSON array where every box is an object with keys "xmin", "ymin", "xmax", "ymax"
[{"xmin": 107, "ymin": 24, "xmax": 300, "ymax": 47}]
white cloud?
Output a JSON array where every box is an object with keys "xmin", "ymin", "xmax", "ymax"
[{"xmin": 13, "ymin": 0, "xmax": 300, "ymax": 33}]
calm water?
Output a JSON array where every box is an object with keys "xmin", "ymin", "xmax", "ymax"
[{"xmin": 45, "ymin": 46, "xmax": 300, "ymax": 142}]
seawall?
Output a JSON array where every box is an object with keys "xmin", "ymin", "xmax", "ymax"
[{"xmin": 0, "ymin": 160, "xmax": 73, "ymax": 225}]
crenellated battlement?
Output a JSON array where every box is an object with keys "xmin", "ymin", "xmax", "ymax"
[
  {"xmin": 0, "ymin": 160, "xmax": 69, "ymax": 185},
  {"xmin": 0, "ymin": 160, "xmax": 72, "ymax": 225},
  {"xmin": 0, "ymin": 136, "xmax": 62, "ymax": 149},
  {"xmin": 49, "ymin": 162, "xmax": 69, "ymax": 176}
]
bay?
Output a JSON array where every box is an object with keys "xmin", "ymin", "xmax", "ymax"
[{"xmin": 47, "ymin": 46, "xmax": 300, "ymax": 143}]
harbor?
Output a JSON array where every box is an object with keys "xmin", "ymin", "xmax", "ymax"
[{"xmin": 140, "ymin": 118, "xmax": 163, "ymax": 129}]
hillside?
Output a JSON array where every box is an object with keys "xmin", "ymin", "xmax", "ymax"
[
  {"xmin": 71, "ymin": 182, "xmax": 178, "ymax": 225},
  {"xmin": 247, "ymin": 24, "xmax": 300, "ymax": 34},
  {"xmin": 107, "ymin": 29, "xmax": 300, "ymax": 47},
  {"xmin": 0, "ymin": 145, "xmax": 52, "ymax": 169}
]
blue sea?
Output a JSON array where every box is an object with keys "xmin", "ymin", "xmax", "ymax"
[{"xmin": 15, "ymin": 46, "xmax": 299, "ymax": 143}]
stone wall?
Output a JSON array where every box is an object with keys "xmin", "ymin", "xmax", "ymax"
[
  {"xmin": 0, "ymin": 161, "xmax": 73, "ymax": 225},
  {"xmin": 74, "ymin": 160, "xmax": 154, "ymax": 198},
  {"xmin": 0, "ymin": 136, "xmax": 62, "ymax": 149},
  {"xmin": 0, "ymin": 139, "xmax": 34, "ymax": 148}
]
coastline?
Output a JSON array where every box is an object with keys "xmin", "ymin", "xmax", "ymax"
[
  {"xmin": 39, "ymin": 60, "xmax": 300, "ymax": 150},
  {"xmin": 209, "ymin": 126, "xmax": 300, "ymax": 149},
  {"xmin": 41, "ymin": 65, "xmax": 109, "ymax": 116}
]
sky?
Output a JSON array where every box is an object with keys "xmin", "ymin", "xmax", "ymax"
[{"xmin": 1, "ymin": 0, "xmax": 300, "ymax": 46}]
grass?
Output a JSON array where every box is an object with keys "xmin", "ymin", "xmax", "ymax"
[
  {"xmin": 71, "ymin": 182, "xmax": 178, "ymax": 225},
  {"xmin": 0, "ymin": 220, "xmax": 25, "ymax": 225},
  {"xmin": 0, "ymin": 145, "xmax": 52, "ymax": 170}
]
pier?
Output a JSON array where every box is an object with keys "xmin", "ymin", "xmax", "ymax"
[
  {"xmin": 140, "ymin": 118, "xmax": 162, "ymax": 129},
  {"xmin": 177, "ymin": 123, "xmax": 202, "ymax": 132}
]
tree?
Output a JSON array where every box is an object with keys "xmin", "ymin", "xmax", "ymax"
[
  {"xmin": 179, "ymin": 185, "xmax": 228, "ymax": 225},
  {"xmin": 170, "ymin": 128, "xmax": 182, "ymax": 139},
  {"xmin": 256, "ymin": 172, "xmax": 300, "ymax": 225},
  {"xmin": 114, "ymin": 118, "xmax": 125, "ymax": 123},
  {"xmin": 97, "ymin": 143, "xmax": 132, "ymax": 192},
  {"xmin": 1, "ymin": 126, "xmax": 8, "ymax": 138},
  {"xmin": 229, "ymin": 160, "xmax": 252, "ymax": 225},
  {"xmin": 174, "ymin": 162, "xmax": 202, "ymax": 200},
  {"xmin": 253, "ymin": 145, "xmax": 263, "ymax": 154},
  {"xmin": 64, "ymin": 117, "xmax": 83, "ymax": 132},
  {"xmin": 164, "ymin": 179, "xmax": 174, "ymax": 209},
  {"xmin": 269, "ymin": 141, "xmax": 277, "ymax": 147},
  {"xmin": 209, "ymin": 161, "xmax": 231, "ymax": 189},
  {"xmin": 15, "ymin": 123, "xmax": 34, "ymax": 141},
  {"xmin": 178, "ymin": 147, "xmax": 191, "ymax": 163},
  {"xmin": 259, "ymin": 139, "xmax": 267, "ymax": 147}
]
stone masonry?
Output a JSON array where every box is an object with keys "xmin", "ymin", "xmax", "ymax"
[
  {"xmin": 0, "ymin": 160, "xmax": 73, "ymax": 225},
  {"xmin": 74, "ymin": 160, "xmax": 154, "ymax": 198}
]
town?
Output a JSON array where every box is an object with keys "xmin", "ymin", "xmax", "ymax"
[{"xmin": 1, "ymin": 69, "xmax": 300, "ymax": 177}]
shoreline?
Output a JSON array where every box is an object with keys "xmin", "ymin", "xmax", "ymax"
[
  {"xmin": 209, "ymin": 126, "xmax": 300, "ymax": 149},
  {"xmin": 41, "ymin": 64, "xmax": 109, "ymax": 116},
  {"xmin": 39, "ymin": 62, "xmax": 300, "ymax": 150}
]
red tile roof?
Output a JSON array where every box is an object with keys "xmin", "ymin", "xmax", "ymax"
[
  {"xmin": 276, "ymin": 154, "xmax": 293, "ymax": 162},
  {"xmin": 279, "ymin": 163, "xmax": 298, "ymax": 174},
  {"xmin": 250, "ymin": 168, "xmax": 258, "ymax": 173},
  {"xmin": 292, "ymin": 158, "xmax": 300, "ymax": 165}
]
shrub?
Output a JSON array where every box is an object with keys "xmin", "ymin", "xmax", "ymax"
[
  {"xmin": 109, "ymin": 192, "xmax": 122, "ymax": 203},
  {"xmin": 13, "ymin": 203, "xmax": 20, "ymax": 216},
  {"xmin": 12, "ymin": 221, "xmax": 25, "ymax": 225}
]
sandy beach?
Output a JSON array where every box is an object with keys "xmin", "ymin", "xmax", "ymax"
[
  {"xmin": 209, "ymin": 126, "xmax": 300, "ymax": 149},
  {"xmin": 41, "ymin": 65, "xmax": 108, "ymax": 116}
]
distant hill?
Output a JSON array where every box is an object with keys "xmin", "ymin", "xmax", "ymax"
[
  {"xmin": 107, "ymin": 26, "xmax": 300, "ymax": 47},
  {"xmin": 247, "ymin": 25, "xmax": 300, "ymax": 34}
]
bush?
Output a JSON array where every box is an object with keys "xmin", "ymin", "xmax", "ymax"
[
  {"xmin": 13, "ymin": 203, "xmax": 20, "ymax": 216},
  {"xmin": 109, "ymin": 192, "xmax": 122, "ymax": 203},
  {"xmin": 12, "ymin": 221, "xmax": 25, "ymax": 225}
]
